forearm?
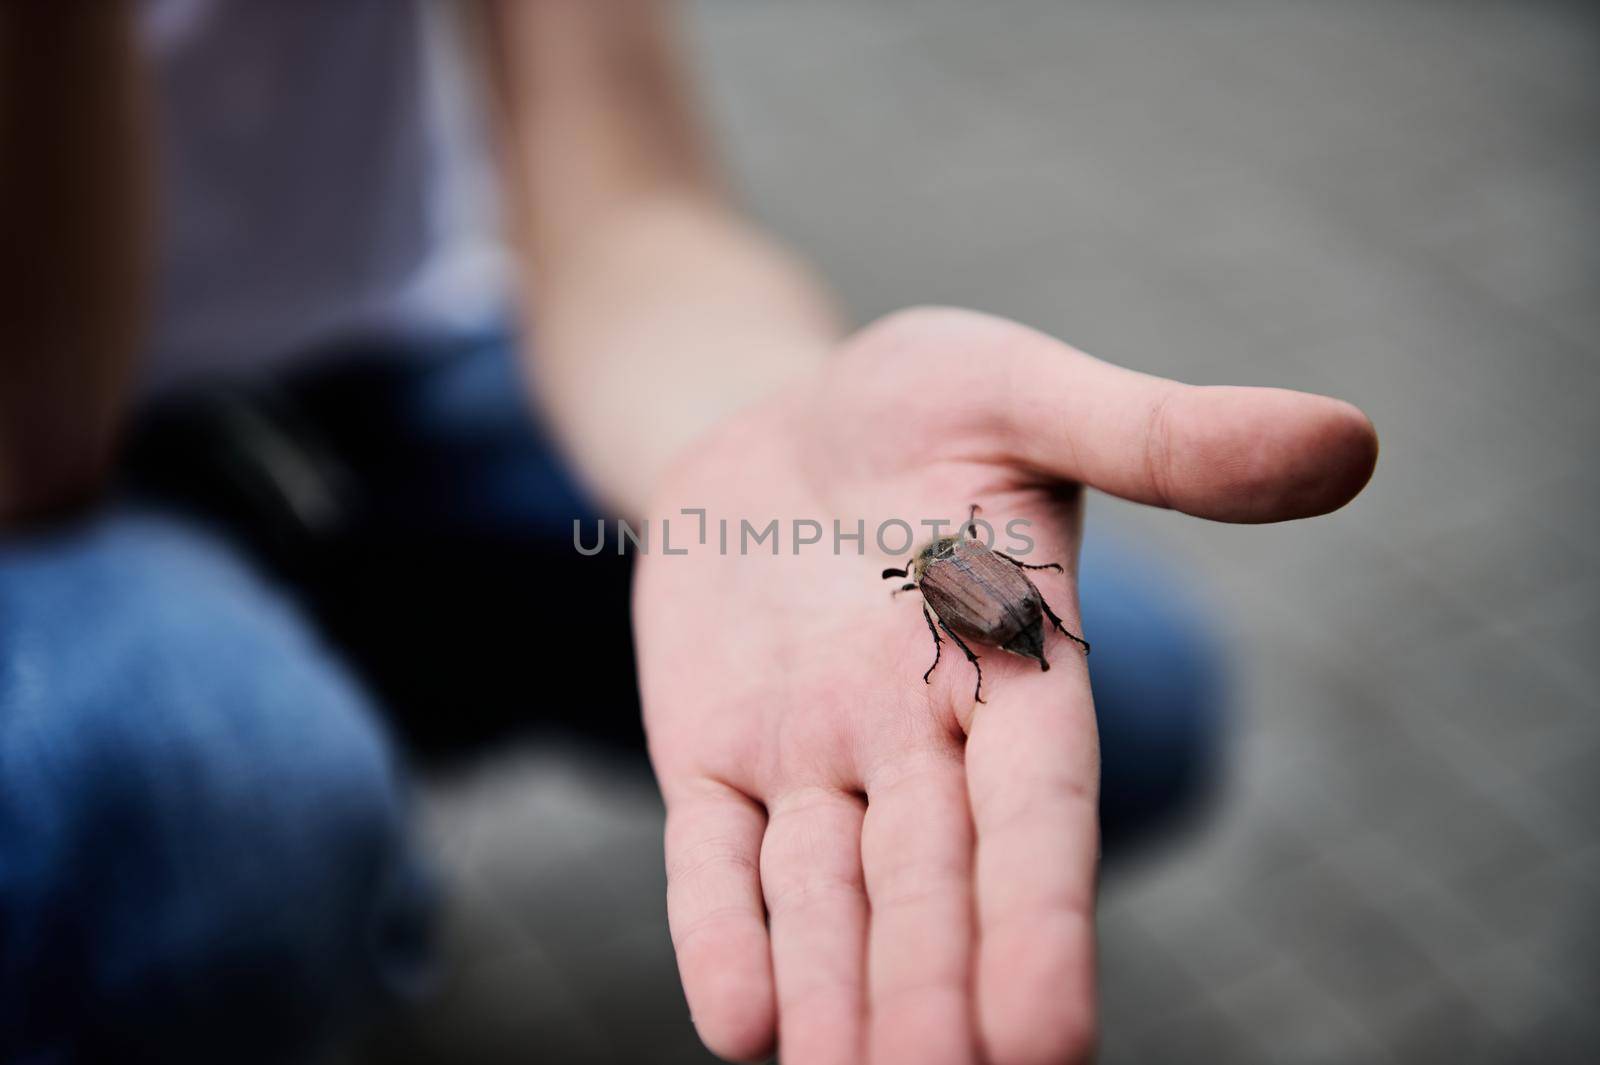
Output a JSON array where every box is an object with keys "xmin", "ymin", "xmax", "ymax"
[
  {"xmin": 475, "ymin": 0, "xmax": 841, "ymax": 516},
  {"xmin": 0, "ymin": 3, "xmax": 150, "ymax": 527}
]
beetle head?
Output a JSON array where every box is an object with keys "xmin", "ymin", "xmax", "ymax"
[{"xmin": 912, "ymin": 536, "xmax": 961, "ymax": 577}]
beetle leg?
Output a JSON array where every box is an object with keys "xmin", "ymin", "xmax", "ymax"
[
  {"xmin": 965, "ymin": 503, "xmax": 981, "ymax": 539},
  {"xmin": 921, "ymin": 603, "xmax": 943, "ymax": 683},
  {"xmin": 936, "ymin": 618, "xmax": 985, "ymax": 704},
  {"xmin": 881, "ymin": 566, "xmax": 909, "ymax": 579},
  {"xmin": 1039, "ymin": 595, "xmax": 1092, "ymax": 655},
  {"xmin": 891, "ymin": 582, "xmax": 918, "ymax": 597},
  {"xmin": 992, "ymin": 549, "xmax": 1064, "ymax": 574}
]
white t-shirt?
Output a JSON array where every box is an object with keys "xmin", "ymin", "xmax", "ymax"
[{"xmin": 138, "ymin": 0, "xmax": 508, "ymax": 392}]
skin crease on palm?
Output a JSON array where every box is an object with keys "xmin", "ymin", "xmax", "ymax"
[{"xmin": 634, "ymin": 307, "xmax": 1380, "ymax": 1065}]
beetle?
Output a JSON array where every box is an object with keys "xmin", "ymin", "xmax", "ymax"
[{"xmin": 882, "ymin": 504, "xmax": 1089, "ymax": 704}]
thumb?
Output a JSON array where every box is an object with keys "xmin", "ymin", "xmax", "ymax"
[{"xmin": 914, "ymin": 308, "xmax": 1380, "ymax": 523}]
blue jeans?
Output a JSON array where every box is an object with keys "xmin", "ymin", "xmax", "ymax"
[{"xmin": 0, "ymin": 336, "xmax": 1222, "ymax": 1064}]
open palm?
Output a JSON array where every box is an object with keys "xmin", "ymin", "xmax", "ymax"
[{"xmin": 634, "ymin": 308, "xmax": 1377, "ymax": 1065}]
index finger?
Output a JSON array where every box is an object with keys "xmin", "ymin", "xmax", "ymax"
[{"xmin": 964, "ymin": 620, "xmax": 1100, "ymax": 1065}]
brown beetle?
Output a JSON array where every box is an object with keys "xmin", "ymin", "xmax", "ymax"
[{"xmin": 882, "ymin": 505, "xmax": 1089, "ymax": 704}]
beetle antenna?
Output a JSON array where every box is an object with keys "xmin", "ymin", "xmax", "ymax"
[
  {"xmin": 965, "ymin": 503, "xmax": 981, "ymax": 538},
  {"xmin": 881, "ymin": 566, "xmax": 909, "ymax": 580}
]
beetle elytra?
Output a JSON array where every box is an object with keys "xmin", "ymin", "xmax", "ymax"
[{"xmin": 881, "ymin": 504, "xmax": 1089, "ymax": 704}]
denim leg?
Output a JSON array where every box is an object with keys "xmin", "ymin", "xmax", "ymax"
[
  {"xmin": 0, "ymin": 509, "xmax": 435, "ymax": 1065},
  {"xmin": 244, "ymin": 337, "xmax": 644, "ymax": 759},
  {"xmin": 1079, "ymin": 528, "xmax": 1228, "ymax": 855}
]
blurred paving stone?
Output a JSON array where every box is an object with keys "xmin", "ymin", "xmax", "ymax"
[
  {"xmin": 1368, "ymin": 981, "xmax": 1512, "ymax": 1065},
  {"xmin": 1496, "ymin": 574, "xmax": 1600, "ymax": 708},
  {"xmin": 1125, "ymin": 995, "xmax": 1263, "ymax": 1065},
  {"xmin": 1449, "ymin": 945, "xmax": 1592, "ymax": 1052},
  {"xmin": 1105, "ymin": 847, "xmax": 1287, "ymax": 996},
  {"xmin": 1208, "ymin": 958, "xmax": 1393, "ymax": 1065},
  {"xmin": 1367, "ymin": 887, "xmax": 1504, "ymax": 980},
  {"xmin": 1530, "ymin": 737, "xmax": 1600, "ymax": 834},
  {"xmin": 1385, "ymin": 624, "xmax": 1594, "ymax": 773},
  {"xmin": 1393, "ymin": 787, "xmax": 1556, "ymax": 889},
  {"xmin": 1096, "ymin": 911, "xmax": 1209, "ymax": 1032},
  {"xmin": 359, "ymin": 744, "xmax": 713, "ymax": 1065}
]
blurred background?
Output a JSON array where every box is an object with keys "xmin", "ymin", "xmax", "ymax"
[{"xmin": 357, "ymin": 1, "xmax": 1598, "ymax": 1062}]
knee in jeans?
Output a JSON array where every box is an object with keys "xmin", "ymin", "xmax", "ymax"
[
  {"xmin": 3, "ymin": 685, "xmax": 431, "ymax": 1063},
  {"xmin": 0, "ymin": 514, "xmax": 433, "ymax": 1061}
]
